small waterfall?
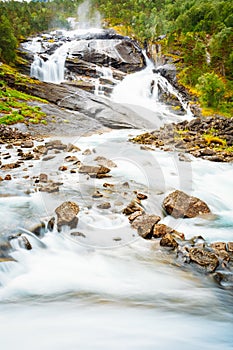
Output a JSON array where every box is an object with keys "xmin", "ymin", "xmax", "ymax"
[
  {"xmin": 30, "ymin": 42, "xmax": 71, "ymax": 83},
  {"xmin": 94, "ymin": 66, "xmax": 116, "ymax": 96}
]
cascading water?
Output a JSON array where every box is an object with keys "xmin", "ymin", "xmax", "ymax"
[{"xmin": 30, "ymin": 42, "xmax": 71, "ymax": 83}]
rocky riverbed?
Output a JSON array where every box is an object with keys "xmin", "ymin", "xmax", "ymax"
[
  {"xmin": 1, "ymin": 124, "xmax": 233, "ymax": 288},
  {"xmin": 131, "ymin": 116, "xmax": 233, "ymax": 162}
]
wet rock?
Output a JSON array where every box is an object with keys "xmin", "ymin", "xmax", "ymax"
[
  {"xmin": 0, "ymin": 255, "xmax": 15, "ymax": 263},
  {"xmin": 188, "ymin": 247, "xmax": 219, "ymax": 273},
  {"xmin": 55, "ymin": 201, "xmax": 79, "ymax": 231},
  {"xmin": 131, "ymin": 214, "xmax": 161, "ymax": 239},
  {"xmin": 128, "ymin": 211, "xmax": 143, "ymax": 222},
  {"xmin": 94, "ymin": 156, "xmax": 117, "ymax": 168},
  {"xmin": 20, "ymin": 152, "xmax": 34, "ymax": 160},
  {"xmin": 39, "ymin": 173, "xmax": 48, "ymax": 183},
  {"xmin": 103, "ymin": 183, "xmax": 115, "ymax": 188},
  {"xmin": 0, "ymin": 125, "xmax": 30, "ymax": 143},
  {"xmin": 47, "ymin": 217, "xmax": 55, "ymax": 232},
  {"xmin": 227, "ymin": 242, "xmax": 233, "ymax": 253},
  {"xmin": 0, "ymin": 176, "xmax": 3, "ymax": 182},
  {"xmin": 67, "ymin": 38, "xmax": 145, "ymax": 73},
  {"xmin": 4, "ymin": 174, "xmax": 12, "ymax": 181},
  {"xmin": 1, "ymin": 162, "xmax": 20, "ymax": 171},
  {"xmin": 136, "ymin": 193, "xmax": 148, "ymax": 200},
  {"xmin": 122, "ymin": 199, "xmax": 144, "ymax": 216},
  {"xmin": 153, "ymin": 223, "xmax": 185, "ymax": 240},
  {"xmin": 33, "ymin": 145, "xmax": 48, "ymax": 155},
  {"xmin": 163, "ymin": 190, "xmax": 211, "ymax": 218},
  {"xmin": 66, "ymin": 143, "xmax": 81, "ymax": 152},
  {"xmin": 21, "ymin": 140, "xmax": 34, "ymax": 148},
  {"xmin": 78, "ymin": 165, "xmax": 110, "ymax": 175},
  {"xmin": 213, "ymin": 272, "xmax": 233, "ymax": 289},
  {"xmin": 70, "ymin": 231, "xmax": 86, "ymax": 238},
  {"xmin": 82, "ymin": 149, "xmax": 92, "ymax": 155},
  {"xmin": 18, "ymin": 236, "xmax": 32, "ymax": 250},
  {"xmin": 31, "ymin": 222, "xmax": 46, "ymax": 237},
  {"xmin": 65, "ymin": 155, "xmax": 78, "ymax": 162},
  {"xmin": 210, "ymin": 242, "xmax": 227, "ymax": 251},
  {"xmin": 153, "ymin": 64, "xmax": 177, "ymax": 85},
  {"xmin": 42, "ymin": 155, "xmax": 56, "ymax": 161},
  {"xmin": 160, "ymin": 233, "xmax": 178, "ymax": 249},
  {"xmin": 39, "ymin": 184, "xmax": 60, "ymax": 193},
  {"xmin": 45, "ymin": 140, "xmax": 67, "ymax": 151},
  {"xmin": 92, "ymin": 190, "xmax": 103, "ymax": 198},
  {"xmin": 97, "ymin": 202, "xmax": 111, "ymax": 209},
  {"xmin": 58, "ymin": 165, "xmax": 68, "ymax": 171}
]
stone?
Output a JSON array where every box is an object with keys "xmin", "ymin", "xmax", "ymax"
[
  {"xmin": 210, "ymin": 242, "xmax": 227, "ymax": 251},
  {"xmin": 39, "ymin": 184, "xmax": 59, "ymax": 193},
  {"xmin": 58, "ymin": 165, "xmax": 68, "ymax": 171},
  {"xmin": 1, "ymin": 162, "xmax": 20, "ymax": 171},
  {"xmin": 65, "ymin": 155, "xmax": 78, "ymax": 162},
  {"xmin": 92, "ymin": 190, "xmax": 103, "ymax": 198},
  {"xmin": 128, "ymin": 211, "xmax": 143, "ymax": 222},
  {"xmin": 4, "ymin": 174, "xmax": 12, "ymax": 181},
  {"xmin": 122, "ymin": 199, "xmax": 144, "ymax": 216},
  {"xmin": 39, "ymin": 173, "xmax": 48, "ymax": 183},
  {"xmin": 33, "ymin": 145, "xmax": 48, "ymax": 155},
  {"xmin": 71, "ymin": 231, "xmax": 86, "ymax": 238},
  {"xmin": 227, "ymin": 242, "xmax": 233, "ymax": 253},
  {"xmin": 189, "ymin": 247, "xmax": 219, "ymax": 273},
  {"xmin": 78, "ymin": 165, "xmax": 110, "ymax": 175},
  {"xmin": 21, "ymin": 140, "xmax": 34, "ymax": 148},
  {"xmin": 82, "ymin": 149, "xmax": 92, "ymax": 155},
  {"xmin": 160, "ymin": 233, "xmax": 178, "ymax": 249},
  {"xmin": 163, "ymin": 190, "xmax": 211, "ymax": 218},
  {"xmin": 103, "ymin": 183, "xmax": 114, "ymax": 188},
  {"xmin": 45, "ymin": 140, "xmax": 67, "ymax": 150},
  {"xmin": 136, "ymin": 193, "xmax": 148, "ymax": 200},
  {"xmin": 18, "ymin": 236, "xmax": 32, "ymax": 250},
  {"xmin": 131, "ymin": 214, "xmax": 161, "ymax": 239},
  {"xmin": 97, "ymin": 202, "xmax": 111, "ymax": 209},
  {"xmin": 47, "ymin": 217, "xmax": 55, "ymax": 231},
  {"xmin": 31, "ymin": 223, "xmax": 46, "ymax": 237},
  {"xmin": 55, "ymin": 201, "xmax": 79, "ymax": 231},
  {"xmin": 153, "ymin": 223, "xmax": 184, "ymax": 240},
  {"xmin": 213, "ymin": 272, "xmax": 233, "ymax": 289},
  {"xmin": 94, "ymin": 156, "xmax": 117, "ymax": 168},
  {"xmin": 66, "ymin": 143, "xmax": 81, "ymax": 152}
]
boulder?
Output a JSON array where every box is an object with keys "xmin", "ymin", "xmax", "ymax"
[
  {"xmin": 160, "ymin": 233, "xmax": 178, "ymax": 249},
  {"xmin": 78, "ymin": 165, "xmax": 110, "ymax": 175},
  {"xmin": 153, "ymin": 223, "xmax": 185, "ymax": 240},
  {"xmin": 163, "ymin": 190, "xmax": 211, "ymax": 218},
  {"xmin": 67, "ymin": 39, "xmax": 145, "ymax": 73},
  {"xmin": 188, "ymin": 247, "xmax": 219, "ymax": 273},
  {"xmin": 55, "ymin": 201, "xmax": 79, "ymax": 231},
  {"xmin": 131, "ymin": 214, "xmax": 161, "ymax": 239}
]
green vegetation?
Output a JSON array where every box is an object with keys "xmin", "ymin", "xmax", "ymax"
[{"xmin": 0, "ymin": 65, "xmax": 47, "ymax": 125}]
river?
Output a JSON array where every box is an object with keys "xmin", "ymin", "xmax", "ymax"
[{"xmin": 0, "ymin": 26, "xmax": 233, "ymax": 350}]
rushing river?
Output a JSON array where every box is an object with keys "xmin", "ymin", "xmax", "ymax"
[{"xmin": 1, "ymin": 27, "xmax": 233, "ymax": 350}]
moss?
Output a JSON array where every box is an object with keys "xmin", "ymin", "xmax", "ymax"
[
  {"xmin": 203, "ymin": 134, "xmax": 227, "ymax": 146},
  {"xmin": 0, "ymin": 114, "xmax": 25, "ymax": 125}
]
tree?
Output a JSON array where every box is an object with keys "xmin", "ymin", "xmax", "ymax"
[
  {"xmin": 196, "ymin": 72, "xmax": 225, "ymax": 108},
  {"xmin": 0, "ymin": 15, "xmax": 17, "ymax": 63}
]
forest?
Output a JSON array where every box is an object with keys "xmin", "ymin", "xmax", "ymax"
[{"xmin": 0, "ymin": 0, "xmax": 232, "ymax": 114}]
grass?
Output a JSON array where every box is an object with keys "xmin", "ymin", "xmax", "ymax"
[{"xmin": 0, "ymin": 64, "xmax": 49, "ymax": 126}]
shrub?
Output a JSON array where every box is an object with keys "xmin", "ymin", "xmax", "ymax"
[{"xmin": 196, "ymin": 72, "xmax": 225, "ymax": 108}]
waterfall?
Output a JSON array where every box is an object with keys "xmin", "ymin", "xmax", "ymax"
[
  {"xmin": 30, "ymin": 42, "xmax": 71, "ymax": 84},
  {"xmin": 111, "ymin": 63, "xmax": 193, "ymax": 121}
]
